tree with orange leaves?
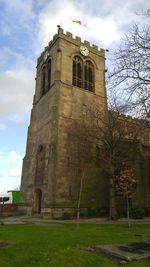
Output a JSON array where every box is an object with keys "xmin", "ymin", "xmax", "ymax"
[{"xmin": 114, "ymin": 163, "xmax": 137, "ymax": 226}]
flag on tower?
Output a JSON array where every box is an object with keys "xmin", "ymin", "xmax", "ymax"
[{"xmin": 72, "ymin": 19, "xmax": 86, "ymax": 27}]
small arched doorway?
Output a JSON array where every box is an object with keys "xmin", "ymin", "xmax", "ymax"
[{"xmin": 33, "ymin": 189, "xmax": 42, "ymax": 214}]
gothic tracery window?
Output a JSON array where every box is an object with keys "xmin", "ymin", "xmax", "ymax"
[
  {"xmin": 73, "ymin": 56, "xmax": 83, "ymax": 88},
  {"xmin": 72, "ymin": 56, "xmax": 95, "ymax": 92},
  {"xmin": 84, "ymin": 61, "xmax": 94, "ymax": 92}
]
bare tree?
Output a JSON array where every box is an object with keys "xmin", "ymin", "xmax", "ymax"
[
  {"xmin": 137, "ymin": 8, "xmax": 150, "ymax": 17},
  {"xmin": 67, "ymin": 102, "xmax": 147, "ymax": 220},
  {"xmin": 89, "ymin": 104, "xmax": 149, "ymax": 219},
  {"xmin": 108, "ymin": 14, "xmax": 150, "ymax": 120},
  {"xmin": 67, "ymin": 119, "xmax": 93, "ymax": 224}
]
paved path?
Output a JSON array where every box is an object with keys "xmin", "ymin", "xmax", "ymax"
[{"xmin": 1, "ymin": 215, "xmax": 150, "ymax": 225}]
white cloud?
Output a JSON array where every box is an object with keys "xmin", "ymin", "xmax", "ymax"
[
  {"xmin": 0, "ymin": 47, "xmax": 35, "ymax": 120},
  {"xmin": 0, "ymin": 150, "xmax": 22, "ymax": 164},
  {"xmin": 0, "ymin": 0, "xmax": 37, "ymax": 43},
  {"xmin": 8, "ymin": 167, "xmax": 21, "ymax": 177},
  {"xmin": 0, "ymin": 65, "xmax": 35, "ymax": 118},
  {"xmin": 9, "ymin": 114, "xmax": 30, "ymax": 126},
  {"xmin": 0, "ymin": 150, "xmax": 22, "ymax": 193},
  {"xmin": 86, "ymin": 16, "xmax": 120, "ymax": 46},
  {"xmin": 1, "ymin": 0, "xmax": 35, "ymax": 22},
  {"xmin": 37, "ymin": 0, "xmax": 79, "ymax": 50},
  {"xmin": 36, "ymin": 0, "xmax": 148, "ymax": 51},
  {"xmin": 9, "ymin": 151, "xmax": 22, "ymax": 162},
  {"xmin": 0, "ymin": 174, "xmax": 20, "ymax": 194}
]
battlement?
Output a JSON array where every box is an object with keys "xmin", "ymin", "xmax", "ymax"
[
  {"xmin": 57, "ymin": 27, "xmax": 103, "ymax": 53},
  {"xmin": 37, "ymin": 27, "xmax": 104, "ymax": 64},
  {"xmin": 110, "ymin": 110, "xmax": 150, "ymax": 126}
]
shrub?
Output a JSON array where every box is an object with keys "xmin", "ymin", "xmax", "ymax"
[
  {"xmin": 80, "ymin": 207, "xmax": 108, "ymax": 218},
  {"xmin": 62, "ymin": 212, "xmax": 72, "ymax": 220},
  {"xmin": 97, "ymin": 207, "xmax": 108, "ymax": 217},
  {"xmin": 80, "ymin": 210, "xmax": 88, "ymax": 218},
  {"xmin": 144, "ymin": 209, "xmax": 150, "ymax": 217},
  {"xmin": 130, "ymin": 206, "xmax": 144, "ymax": 219},
  {"xmin": 87, "ymin": 208, "xmax": 98, "ymax": 217}
]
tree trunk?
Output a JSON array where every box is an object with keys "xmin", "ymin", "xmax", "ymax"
[
  {"xmin": 126, "ymin": 194, "xmax": 131, "ymax": 227},
  {"xmin": 109, "ymin": 177, "xmax": 117, "ymax": 220},
  {"xmin": 76, "ymin": 169, "xmax": 84, "ymax": 227}
]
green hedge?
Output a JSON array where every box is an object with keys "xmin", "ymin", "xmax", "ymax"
[{"xmin": 130, "ymin": 206, "xmax": 144, "ymax": 219}]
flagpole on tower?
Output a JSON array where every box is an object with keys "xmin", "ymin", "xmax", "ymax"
[{"xmin": 69, "ymin": 17, "xmax": 72, "ymax": 32}]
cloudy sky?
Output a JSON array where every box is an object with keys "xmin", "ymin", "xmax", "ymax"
[{"xmin": 0, "ymin": 0, "xmax": 149, "ymax": 193}]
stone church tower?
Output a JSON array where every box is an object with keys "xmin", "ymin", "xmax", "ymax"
[{"xmin": 20, "ymin": 28, "xmax": 107, "ymax": 217}]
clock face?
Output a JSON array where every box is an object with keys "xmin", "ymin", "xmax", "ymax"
[{"xmin": 80, "ymin": 46, "xmax": 89, "ymax": 56}]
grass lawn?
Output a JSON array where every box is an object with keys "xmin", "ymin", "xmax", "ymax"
[{"xmin": 0, "ymin": 223, "xmax": 150, "ymax": 267}]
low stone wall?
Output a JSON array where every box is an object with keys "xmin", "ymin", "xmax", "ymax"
[{"xmin": 0, "ymin": 204, "xmax": 18, "ymax": 216}]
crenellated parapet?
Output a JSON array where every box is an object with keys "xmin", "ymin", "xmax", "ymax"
[
  {"xmin": 109, "ymin": 110, "xmax": 150, "ymax": 147},
  {"xmin": 37, "ymin": 27, "xmax": 105, "ymax": 65},
  {"xmin": 57, "ymin": 27, "xmax": 104, "ymax": 55}
]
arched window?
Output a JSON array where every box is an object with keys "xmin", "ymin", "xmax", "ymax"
[
  {"xmin": 41, "ymin": 66, "xmax": 46, "ymax": 95},
  {"xmin": 72, "ymin": 56, "xmax": 95, "ymax": 92},
  {"xmin": 41, "ymin": 58, "xmax": 51, "ymax": 97},
  {"xmin": 84, "ymin": 61, "xmax": 94, "ymax": 92},
  {"xmin": 47, "ymin": 58, "xmax": 51, "ymax": 91},
  {"xmin": 35, "ymin": 145, "xmax": 45, "ymax": 185},
  {"xmin": 72, "ymin": 56, "xmax": 83, "ymax": 88}
]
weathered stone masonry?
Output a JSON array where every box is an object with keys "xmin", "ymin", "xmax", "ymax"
[
  {"xmin": 20, "ymin": 28, "xmax": 108, "ymax": 217},
  {"xmin": 20, "ymin": 28, "xmax": 150, "ymax": 218}
]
